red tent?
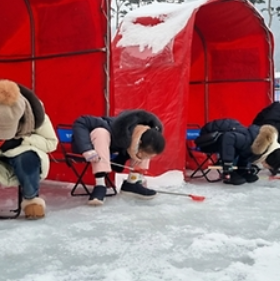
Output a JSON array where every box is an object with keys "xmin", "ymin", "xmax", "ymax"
[
  {"xmin": 0, "ymin": 0, "xmax": 112, "ymax": 182},
  {"xmin": 112, "ymin": 0, "xmax": 274, "ymax": 175},
  {"xmin": 0, "ymin": 0, "xmax": 275, "ymax": 180}
]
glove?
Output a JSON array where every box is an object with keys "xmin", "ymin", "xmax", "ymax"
[
  {"xmin": 249, "ymin": 164, "xmax": 260, "ymax": 175},
  {"xmin": 82, "ymin": 150, "xmax": 100, "ymax": 163},
  {"xmin": 223, "ymin": 162, "xmax": 234, "ymax": 174},
  {"xmin": 222, "ymin": 162, "xmax": 234, "ymax": 180}
]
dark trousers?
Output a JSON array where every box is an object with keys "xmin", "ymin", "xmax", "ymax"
[{"xmin": 1, "ymin": 151, "xmax": 41, "ymax": 199}]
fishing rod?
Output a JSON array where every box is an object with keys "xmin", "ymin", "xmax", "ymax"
[
  {"xmin": 208, "ymin": 165, "xmax": 280, "ymax": 180},
  {"xmin": 208, "ymin": 165, "xmax": 261, "ymax": 173},
  {"xmin": 155, "ymin": 190, "xmax": 205, "ymax": 201},
  {"xmin": 110, "ymin": 162, "xmax": 206, "ymax": 201}
]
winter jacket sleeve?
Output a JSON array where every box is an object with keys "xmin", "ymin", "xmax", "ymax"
[
  {"xmin": 252, "ymin": 102, "xmax": 280, "ymax": 136},
  {"xmin": 220, "ymin": 131, "xmax": 248, "ymax": 163},
  {"xmin": 21, "ymin": 114, "xmax": 58, "ymax": 153}
]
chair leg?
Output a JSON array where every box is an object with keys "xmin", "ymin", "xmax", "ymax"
[
  {"xmin": 70, "ymin": 163, "xmax": 92, "ymax": 196},
  {"xmin": 105, "ymin": 173, "xmax": 117, "ymax": 197},
  {"xmin": 0, "ymin": 185, "xmax": 22, "ymax": 220},
  {"xmin": 189, "ymin": 153, "xmax": 222, "ymax": 183},
  {"xmin": 68, "ymin": 160, "xmax": 118, "ymax": 197},
  {"xmin": 190, "ymin": 157, "xmax": 211, "ymax": 178}
]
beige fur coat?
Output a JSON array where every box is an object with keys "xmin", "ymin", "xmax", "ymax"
[
  {"xmin": 251, "ymin": 125, "xmax": 280, "ymax": 164},
  {"xmin": 0, "ymin": 114, "xmax": 58, "ymax": 187}
]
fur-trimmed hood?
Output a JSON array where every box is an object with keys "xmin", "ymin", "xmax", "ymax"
[
  {"xmin": 251, "ymin": 125, "xmax": 280, "ymax": 164},
  {"xmin": 18, "ymin": 84, "xmax": 45, "ymax": 129}
]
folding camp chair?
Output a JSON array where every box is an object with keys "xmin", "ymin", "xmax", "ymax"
[
  {"xmin": 56, "ymin": 124, "xmax": 117, "ymax": 197},
  {"xmin": 185, "ymin": 124, "xmax": 222, "ymax": 183},
  {"xmin": 0, "ymin": 185, "xmax": 22, "ymax": 219}
]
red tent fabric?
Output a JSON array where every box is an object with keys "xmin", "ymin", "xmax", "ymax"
[
  {"xmin": 0, "ymin": 0, "xmax": 112, "ymax": 182},
  {"xmin": 112, "ymin": 0, "xmax": 274, "ymax": 176}
]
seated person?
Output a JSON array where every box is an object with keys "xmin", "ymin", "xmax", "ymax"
[
  {"xmin": 71, "ymin": 109, "xmax": 166, "ymax": 205},
  {"xmin": 197, "ymin": 118, "xmax": 280, "ymax": 185},
  {"xmin": 0, "ymin": 79, "xmax": 58, "ymax": 219}
]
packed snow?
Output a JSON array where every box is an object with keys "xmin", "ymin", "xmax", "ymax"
[
  {"xmin": 1, "ymin": 170, "xmax": 280, "ymax": 281},
  {"xmin": 116, "ymin": 1, "xmax": 207, "ymax": 53}
]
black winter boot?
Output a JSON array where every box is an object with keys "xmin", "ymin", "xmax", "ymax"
[
  {"xmin": 243, "ymin": 173, "xmax": 259, "ymax": 183},
  {"xmin": 236, "ymin": 169, "xmax": 259, "ymax": 183},
  {"xmin": 120, "ymin": 180, "xmax": 157, "ymax": 199},
  {"xmin": 223, "ymin": 171, "xmax": 246, "ymax": 185},
  {"xmin": 88, "ymin": 185, "xmax": 107, "ymax": 206}
]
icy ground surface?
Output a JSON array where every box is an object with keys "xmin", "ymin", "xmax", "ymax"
[{"xmin": 0, "ymin": 170, "xmax": 280, "ymax": 281}]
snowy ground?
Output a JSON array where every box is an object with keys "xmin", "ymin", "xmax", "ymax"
[{"xmin": 1, "ymin": 170, "xmax": 280, "ymax": 281}]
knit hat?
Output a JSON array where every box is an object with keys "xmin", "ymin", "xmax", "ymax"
[
  {"xmin": 0, "ymin": 80, "xmax": 25, "ymax": 140},
  {"xmin": 265, "ymin": 148, "xmax": 280, "ymax": 171}
]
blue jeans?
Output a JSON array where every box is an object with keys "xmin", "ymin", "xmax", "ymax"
[{"xmin": 3, "ymin": 151, "xmax": 41, "ymax": 199}]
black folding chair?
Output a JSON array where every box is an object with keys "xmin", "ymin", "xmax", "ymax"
[
  {"xmin": 56, "ymin": 124, "xmax": 117, "ymax": 197},
  {"xmin": 0, "ymin": 185, "xmax": 22, "ymax": 219},
  {"xmin": 186, "ymin": 125, "xmax": 222, "ymax": 183}
]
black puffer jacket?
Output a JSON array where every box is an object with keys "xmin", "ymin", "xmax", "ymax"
[
  {"xmin": 253, "ymin": 102, "xmax": 280, "ymax": 141},
  {"xmin": 71, "ymin": 110, "xmax": 163, "ymax": 170},
  {"xmin": 110, "ymin": 109, "xmax": 163, "ymax": 152},
  {"xmin": 200, "ymin": 119, "xmax": 260, "ymax": 166}
]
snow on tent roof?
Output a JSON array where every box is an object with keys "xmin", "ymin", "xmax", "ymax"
[{"xmin": 117, "ymin": 0, "xmax": 207, "ymax": 54}]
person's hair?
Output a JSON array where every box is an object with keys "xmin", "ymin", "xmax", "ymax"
[{"xmin": 139, "ymin": 128, "xmax": 165, "ymax": 154}]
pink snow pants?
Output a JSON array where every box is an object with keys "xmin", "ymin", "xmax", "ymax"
[{"xmin": 90, "ymin": 128, "xmax": 149, "ymax": 174}]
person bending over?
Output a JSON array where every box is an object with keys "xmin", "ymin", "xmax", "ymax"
[
  {"xmin": 197, "ymin": 118, "xmax": 280, "ymax": 185},
  {"xmin": 71, "ymin": 109, "xmax": 166, "ymax": 205}
]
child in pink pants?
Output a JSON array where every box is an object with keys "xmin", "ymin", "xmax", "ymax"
[{"xmin": 72, "ymin": 109, "xmax": 165, "ymax": 205}]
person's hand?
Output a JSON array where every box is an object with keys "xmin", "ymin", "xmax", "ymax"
[
  {"xmin": 131, "ymin": 157, "xmax": 142, "ymax": 167},
  {"xmin": 82, "ymin": 150, "xmax": 100, "ymax": 163},
  {"xmin": 127, "ymin": 143, "xmax": 142, "ymax": 164},
  {"xmin": 223, "ymin": 162, "xmax": 234, "ymax": 174},
  {"xmin": 127, "ymin": 125, "xmax": 150, "ymax": 163},
  {"xmin": 248, "ymin": 164, "xmax": 260, "ymax": 175}
]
